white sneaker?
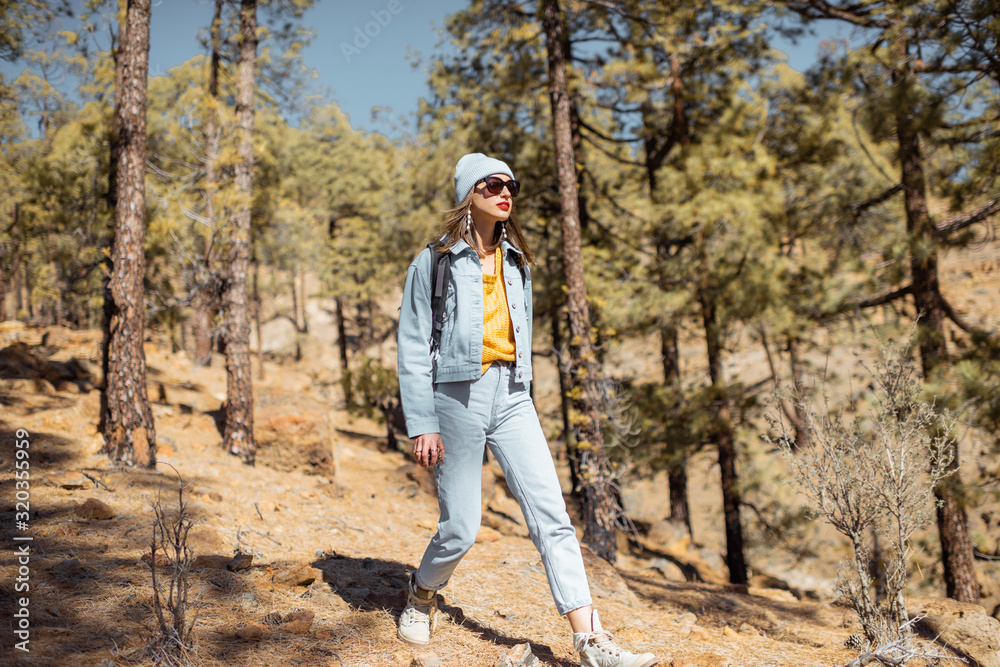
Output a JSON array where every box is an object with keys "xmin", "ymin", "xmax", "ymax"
[
  {"xmin": 397, "ymin": 573, "xmax": 438, "ymax": 647},
  {"xmin": 574, "ymin": 610, "xmax": 658, "ymax": 667}
]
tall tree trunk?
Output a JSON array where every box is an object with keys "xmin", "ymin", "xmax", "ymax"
[
  {"xmin": 541, "ymin": 0, "xmax": 617, "ymax": 562},
  {"xmin": 893, "ymin": 53, "xmax": 979, "ymax": 603},
  {"xmin": 106, "ymin": 2, "xmax": 126, "ymax": 212},
  {"xmin": 551, "ymin": 303, "xmax": 580, "ymax": 494},
  {"xmin": 24, "ymin": 262, "xmax": 33, "ymax": 320},
  {"xmin": 661, "ymin": 324, "xmax": 692, "ymax": 535},
  {"xmin": 647, "ymin": 53, "xmax": 694, "ymax": 537},
  {"xmin": 100, "ymin": 0, "xmax": 156, "ymax": 468},
  {"xmin": 786, "ymin": 337, "xmax": 811, "ymax": 449},
  {"xmin": 191, "ymin": 0, "xmax": 224, "ymax": 367},
  {"xmin": 253, "ymin": 248, "xmax": 264, "ymax": 379},
  {"xmin": 298, "ymin": 270, "xmax": 309, "ymax": 333},
  {"xmin": 48, "ymin": 232, "xmax": 62, "ymax": 326},
  {"xmin": 100, "ymin": 3, "xmax": 127, "ymax": 434},
  {"xmin": 700, "ymin": 290, "xmax": 747, "ymax": 585},
  {"xmin": 5, "ymin": 204, "xmax": 20, "ymax": 320},
  {"xmin": 335, "ymin": 297, "xmax": 351, "ymax": 407},
  {"xmin": 291, "ymin": 268, "xmax": 301, "ymax": 361},
  {"xmin": 222, "ymin": 0, "xmax": 257, "ymax": 464}
]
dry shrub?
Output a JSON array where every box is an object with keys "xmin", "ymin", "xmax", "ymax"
[
  {"xmin": 148, "ymin": 478, "xmax": 198, "ymax": 665},
  {"xmin": 767, "ymin": 334, "xmax": 956, "ymax": 662}
]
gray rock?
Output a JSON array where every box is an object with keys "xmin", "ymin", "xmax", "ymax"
[{"xmin": 495, "ymin": 643, "xmax": 539, "ymax": 667}]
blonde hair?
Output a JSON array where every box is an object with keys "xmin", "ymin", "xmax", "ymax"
[{"xmin": 432, "ymin": 192, "xmax": 533, "ymax": 266}]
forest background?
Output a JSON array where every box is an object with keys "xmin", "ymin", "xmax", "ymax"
[{"xmin": 2, "ymin": 0, "xmax": 999, "ymax": 640}]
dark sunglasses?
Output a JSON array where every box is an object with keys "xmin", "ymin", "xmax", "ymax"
[{"xmin": 479, "ymin": 176, "xmax": 520, "ymax": 198}]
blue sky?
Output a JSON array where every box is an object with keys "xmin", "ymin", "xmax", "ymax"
[
  {"xmin": 4, "ymin": 0, "xmax": 849, "ymax": 137},
  {"xmin": 145, "ymin": 0, "xmax": 470, "ymax": 134}
]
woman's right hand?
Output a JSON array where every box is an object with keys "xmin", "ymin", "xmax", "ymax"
[{"xmin": 413, "ymin": 433, "xmax": 445, "ymax": 468}]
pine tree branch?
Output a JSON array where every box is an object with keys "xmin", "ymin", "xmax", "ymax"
[
  {"xmin": 576, "ymin": 116, "xmax": 642, "ymax": 144},
  {"xmin": 912, "ymin": 60, "xmax": 991, "ymax": 75},
  {"xmin": 938, "ymin": 289, "xmax": 997, "ymax": 340},
  {"xmin": 941, "ymin": 128, "xmax": 1000, "ymax": 145},
  {"xmin": 782, "ymin": 0, "xmax": 891, "ymax": 28},
  {"xmin": 593, "ymin": 100, "xmax": 645, "ymax": 114},
  {"xmin": 852, "ymin": 185, "xmax": 902, "ymax": 218},
  {"xmin": 579, "ymin": 131, "xmax": 646, "ymax": 166},
  {"xmin": 935, "ymin": 198, "xmax": 1000, "ymax": 237},
  {"xmin": 578, "ymin": 0, "xmax": 656, "ymax": 25},
  {"xmin": 855, "ymin": 284, "xmax": 913, "ymax": 309}
]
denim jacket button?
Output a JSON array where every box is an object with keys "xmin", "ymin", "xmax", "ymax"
[
  {"xmin": 507, "ymin": 278, "xmax": 512, "ymax": 285},
  {"xmin": 516, "ymin": 326, "xmax": 520, "ymax": 332},
  {"xmin": 511, "ymin": 303, "xmax": 517, "ymax": 309}
]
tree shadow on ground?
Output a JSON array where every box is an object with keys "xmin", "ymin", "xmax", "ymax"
[
  {"xmin": 311, "ymin": 552, "xmax": 578, "ymax": 667},
  {"xmin": 617, "ymin": 569, "xmax": 824, "ymax": 626},
  {"xmin": 0, "ymin": 424, "xmax": 78, "ymax": 469}
]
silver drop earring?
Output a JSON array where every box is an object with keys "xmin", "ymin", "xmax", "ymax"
[
  {"xmin": 466, "ymin": 208, "xmax": 472, "ymax": 235},
  {"xmin": 501, "ymin": 222, "xmax": 507, "ymax": 242}
]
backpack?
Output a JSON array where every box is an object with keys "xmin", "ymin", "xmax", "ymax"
[
  {"xmin": 427, "ymin": 242, "xmax": 527, "ymax": 355},
  {"xmin": 428, "ymin": 243, "xmax": 452, "ymax": 356}
]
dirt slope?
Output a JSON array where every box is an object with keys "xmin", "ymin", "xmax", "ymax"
[{"xmin": 0, "ymin": 316, "xmax": 988, "ymax": 667}]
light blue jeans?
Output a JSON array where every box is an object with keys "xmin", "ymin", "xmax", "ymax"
[{"xmin": 415, "ymin": 361, "xmax": 593, "ymax": 615}]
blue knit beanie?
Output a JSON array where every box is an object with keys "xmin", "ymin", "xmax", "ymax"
[{"xmin": 454, "ymin": 153, "xmax": 515, "ymax": 204}]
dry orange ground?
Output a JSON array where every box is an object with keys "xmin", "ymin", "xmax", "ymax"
[
  {"xmin": 3, "ymin": 324, "xmax": 980, "ymax": 667},
  {"xmin": 1, "ymin": 233, "xmax": 997, "ymax": 666}
]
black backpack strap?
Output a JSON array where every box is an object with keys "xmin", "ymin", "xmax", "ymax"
[{"xmin": 428, "ymin": 243, "xmax": 451, "ymax": 354}]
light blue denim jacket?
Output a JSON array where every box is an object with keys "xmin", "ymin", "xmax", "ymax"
[{"xmin": 397, "ymin": 239, "xmax": 533, "ymax": 437}]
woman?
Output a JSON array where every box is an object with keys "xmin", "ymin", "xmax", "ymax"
[{"xmin": 396, "ymin": 153, "xmax": 657, "ymax": 667}]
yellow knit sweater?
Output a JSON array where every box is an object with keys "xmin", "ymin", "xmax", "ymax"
[{"xmin": 481, "ymin": 246, "xmax": 516, "ymax": 373}]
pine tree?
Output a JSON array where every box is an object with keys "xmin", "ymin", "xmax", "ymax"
[
  {"xmin": 191, "ymin": 0, "xmax": 225, "ymax": 367},
  {"xmin": 540, "ymin": 0, "xmax": 618, "ymax": 561},
  {"xmin": 221, "ymin": 0, "xmax": 257, "ymax": 463},
  {"xmin": 781, "ymin": 0, "xmax": 1000, "ymax": 604},
  {"xmin": 101, "ymin": 0, "xmax": 156, "ymax": 467}
]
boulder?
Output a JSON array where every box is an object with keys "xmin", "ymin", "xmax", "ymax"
[
  {"xmin": 282, "ymin": 609, "xmax": 315, "ymax": 634},
  {"xmin": 476, "ymin": 526, "xmax": 501, "ymax": 543},
  {"xmin": 272, "ymin": 563, "xmax": 322, "ymax": 587},
  {"xmin": 646, "ymin": 519, "xmax": 691, "ymax": 552},
  {"xmin": 398, "ymin": 462, "xmax": 436, "ymax": 495},
  {"xmin": 236, "ymin": 622, "xmax": 266, "ymax": 640},
  {"xmin": 75, "ymin": 498, "xmax": 114, "ymax": 520},
  {"xmin": 228, "ymin": 553, "xmax": 253, "ymax": 571},
  {"xmin": 191, "ymin": 555, "xmax": 232, "ymax": 570},
  {"xmin": 912, "ymin": 598, "xmax": 1000, "ymax": 667},
  {"xmin": 580, "ymin": 546, "xmax": 640, "ymax": 606}
]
